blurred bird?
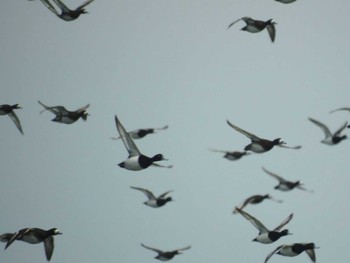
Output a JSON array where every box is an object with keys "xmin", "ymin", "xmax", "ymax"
[
  {"xmin": 141, "ymin": 243, "xmax": 191, "ymax": 261},
  {"xmin": 0, "ymin": 104, "xmax": 24, "ymax": 135},
  {"xmin": 38, "ymin": 101, "xmax": 89, "ymax": 124},
  {"xmin": 227, "ymin": 17, "xmax": 277, "ymax": 42},
  {"xmin": 265, "ymin": 243, "xmax": 318, "ymax": 263},
  {"xmin": 330, "ymin": 107, "xmax": 350, "ymax": 114},
  {"xmin": 111, "ymin": 125, "xmax": 168, "ymax": 140},
  {"xmin": 115, "ymin": 115, "xmax": 172, "ymax": 171},
  {"xmin": 308, "ymin": 117, "xmax": 347, "ymax": 145},
  {"xmin": 5, "ymin": 228, "xmax": 62, "ymax": 261},
  {"xmin": 226, "ymin": 120, "xmax": 301, "ymax": 153},
  {"xmin": 235, "ymin": 208, "xmax": 293, "ymax": 244},
  {"xmin": 233, "ymin": 194, "xmax": 282, "ymax": 213},
  {"xmin": 36, "ymin": 0, "xmax": 94, "ymax": 21},
  {"xmin": 275, "ymin": 0, "xmax": 297, "ymax": 3},
  {"xmin": 208, "ymin": 148, "xmax": 250, "ymax": 161},
  {"xmin": 130, "ymin": 186, "xmax": 173, "ymax": 208},
  {"xmin": 262, "ymin": 167, "xmax": 313, "ymax": 192},
  {"xmin": 0, "ymin": 233, "xmax": 14, "ymax": 243}
]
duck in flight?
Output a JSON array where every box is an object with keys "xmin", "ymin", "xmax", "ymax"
[
  {"xmin": 265, "ymin": 243, "xmax": 318, "ymax": 263},
  {"xmin": 37, "ymin": 0, "xmax": 94, "ymax": 21},
  {"xmin": 235, "ymin": 208, "xmax": 293, "ymax": 244},
  {"xmin": 308, "ymin": 117, "xmax": 347, "ymax": 145},
  {"xmin": 114, "ymin": 115, "xmax": 172, "ymax": 171},
  {"xmin": 5, "ymin": 227, "xmax": 62, "ymax": 261},
  {"xmin": 208, "ymin": 148, "xmax": 250, "ymax": 161},
  {"xmin": 38, "ymin": 101, "xmax": 90, "ymax": 124},
  {"xmin": 262, "ymin": 167, "xmax": 313, "ymax": 192},
  {"xmin": 111, "ymin": 125, "xmax": 168, "ymax": 140},
  {"xmin": 227, "ymin": 17, "xmax": 277, "ymax": 42},
  {"xmin": 226, "ymin": 120, "xmax": 301, "ymax": 153},
  {"xmin": 0, "ymin": 104, "xmax": 24, "ymax": 135},
  {"xmin": 130, "ymin": 186, "xmax": 173, "ymax": 208},
  {"xmin": 233, "ymin": 194, "xmax": 282, "ymax": 213},
  {"xmin": 141, "ymin": 243, "xmax": 191, "ymax": 261}
]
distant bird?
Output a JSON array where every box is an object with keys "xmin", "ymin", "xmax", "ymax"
[
  {"xmin": 233, "ymin": 194, "xmax": 282, "ymax": 213},
  {"xmin": 265, "ymin": 243, "xmax": 318, "ymax": 263},
  {"xmin": 262, "ymin": 167, "xmax": 313, "ymax": 192},
  {"xmin": 38, "ymin": 101, "xmax": 89, "ymax": 124},
  {"xmin": 208, "ymin": 148, "xmax": 250, "ymax": 161},
  {"xmin": 0, "ymin": 233, "xmax": 14, "ymax": 243},
  {"xmin": 5, "ymin": 228, "xmax": 62, "ymax": 261},
  {"xmin": 114, "ymin": 115, "xmax": 172, "ymax": 171},
  {"xmin": 330, "ymin": 107, "xmax": 350, "ymax": 114},
  {"xmin": 308, "ymin": 117, "xmax": 347, "ymax": 145},
  {"xmin": 275, "ymin": 0, "xmax": 297, "ymax": 3},
  {"xmin": 227, "ymin": 17, "xmax": 277, "ymax": 42},
  {"xmin": 226, "ymin": 120, "xmax": 301, "ymax": 153},
  {"xmin": 141, "ymin": 243, "xmax": 191, "ymax": 261},
  {"xmin": 36, "ymin": 0, "xmax": 94, "ymax": 21},
  {"xmin": 111, "ymin": 125, "xmax": 169, "ymax": 140},
  {"xmin": 235, "ymin": 208, "xmax": 293, "ymax": 244},
  {"xmin": 130, "ymin": 186, "xmax": 173, "ymax": 208},
  {"xmin": 0, "ymin": 104, "xmax": 24, "ymax": 135}
]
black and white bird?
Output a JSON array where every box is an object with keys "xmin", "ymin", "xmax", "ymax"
[
  {"xmin": 233, "ymin": 194, "xmax": 282, "ymax": 213},
  {"xmin": 235, "ymin": 208, "xmax": 293, "ymax": 244},
  {"xmin": 130, "ymin": 186, "xmax": 173, "ymax": 208},
  {"xmin": 208, "ymin": 148, "xmax": 250, "ymax": 161},
  {"xmin": 115, "ymin": 115, "xmax": 172, "ymax": 171},
  {"xmin": 227, "ymin": 17, "xmax": 277, "ymax": 42},
  {"xmin": 265, "ymin": 243, "xmax": 318, "ymax": 263},
  {"xmin": 308, "ymin": 117, "xmax": 347, "ymax": 145},
  {"xmin": 111, "ymin": 125, "xmax": 168, "ymax": 140},
  {"xmin": 38, "ymin": 101, "xmax": 89, "ymax": 124},
  {"xmin": 226, "ymin": 120, "xmax": 301, "ymax": 153},
  {"xmin": 141, "ymin": 243, "xmax": 191, "ymax": 261},
  {"xmin": 5, "ymin": 228, "xmax": 62, "ymax": 261},
  {"xmin": 262, "ymin": 167, "xmax": 313, "ymax": 192},
  {"xmin": 36, "ymin": 0, "xmax": 94, "ymax": 21},
  {"xmin": 0, "ymin": 104, "xmax": 24, "ymax": 135}
]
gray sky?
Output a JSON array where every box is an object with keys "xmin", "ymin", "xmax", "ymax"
[{"xmin": 1, "ymin": 0, "xmax": 350, "ymax": 262}]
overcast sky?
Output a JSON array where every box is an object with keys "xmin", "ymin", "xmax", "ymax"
[{"xmin": 1, "ymin": 0, "xmax": 350, "ymax": 262}]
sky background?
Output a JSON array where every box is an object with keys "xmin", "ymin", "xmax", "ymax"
[{"xmin": 1, "ymin": 0, "xmax": 350, "ymax": 262}]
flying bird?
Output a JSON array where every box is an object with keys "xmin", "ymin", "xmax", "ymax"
[
  {"xmin": 111, "ymin": 125, "xmax": 168, "ymax": 140},
  {"xmin": 37, "ymin": 0, "xmax": 94, "ymax": 21},
  {"xmin": 233, "ymin": 194, "xmax": 282, "ymax": 213},
  {"xmin": 235, "ymin": 208, "xmax": 293, "ymax": 244},
  {"xmin": 114, "ymin": 115, "xmax": 172, "ymax": 171},
  {"xmin": 226, "ymin": 120, "xmax": 301, "ymax": 153},
  {"xmin": 227, "ymin": 17, "xmax": 277, "ymax": 42},
  {"xmin": 208, "ymin": 148, "xmax": 250, "ymax": 161},
  {"xmin": 0, "ymin": 104, "xmax": 24, "ymax": 135},
  {"xmin": 141, "ymin": 243, "xmax": 191, "ymax": 261},
  {"xmin": 38, "ymin": 101, "xmax": 90, "ymax": 124},
  {"xmin": 308, "ymin": 117, "xmax": 347, "ymax": 145},
  {"xmin": 262, "ymin": 167, "xmax": 313, "ymax": 192},
  {"xmin": 265, "ymin": 243, "xmax": 318, "ymax": 263},
  {"xmin": 130, "ymin": 186, "xmax": 173, "ymax": 208},
  {"xmin": 5, "ymin": 228, "xmax": 62, "ymax": 261}
]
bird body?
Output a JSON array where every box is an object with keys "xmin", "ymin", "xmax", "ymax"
[
  {"xmin": 130, "ymin": 186, "xmax": 173, "ymax": 208},
  {"xmin": 308, "ymin": 117, "xmax": 347, "ymax": 145},
  {"xmin": 141, "ymin": 243, "xmax": 191, "ymax": 261}
]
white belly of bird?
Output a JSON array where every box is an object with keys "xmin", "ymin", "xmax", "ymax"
[
  {"xmin": 279, "ymin": 246, "xmax": 298, "ymax": 257},
  {"xmin": 123, "ymin": 156, "xmax": 144, "ymax": 171},
  {"xmin": 256, "ymin": 233, "xmax": 273, "ymax": 244}
]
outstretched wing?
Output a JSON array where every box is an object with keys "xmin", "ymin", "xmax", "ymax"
[
  {"xmin": 44, "ymin": 236, "xmax": 55, "ymax": 261},
  {"xmin": 114, "ymin": 115, "xmax": 141, "ymax": 157},
  {"xmin": 334, "ymin": 121, "xmax": 348, "ymax": 137},
  {"xmin": 227, "ymin": 18, "xmax": 242, "ymax": 30},
  {"xmin": 226, "ymin": 120, "xmax": 261, "ymax": 141},
  {"xmin": 330, "ymin": 107, "xmax": 350, "ymax": 113},
  {"xmin": 158, "ymin": 190, "xmax": 173, "ymax": 199},
  {"xmin": 38, "ymin": 101, "xmax": 68, "ymax": 115},
  {"xmin": 235, "ymin": 207, "xmax": 268, "ymax": 233},
  {"xmin": 75, "ymin": 104, "xmax": 90, "ymax": 113},
  {"xmin": 141, "ymin": 243, "xmax": 164, "ymax": 254},
  {"xmin": 8, "ymin": 111, "xmax": 24, "ymax": 135},
  {"xmin": 305, "ymin": 248, "xmax": 316, "ymax": 263},
  {"xmin": 262, "ymin": 167, "xmax": 287, "ymax": 183},
  {"xmin": 264, "ymin": 245, "xmax": 284, "ymax": 263},
  {"xmin": 176, "ymin": 245, "xmax": 191, "ymax": 252},
  {"xmin": 39, "ymin": 0, "xmax": 60, "ymax": 15},
  {"xmin": 52, "ymin": 0, "xmax": 70, "ymax": 12},
  {"xmin": 130, "ymin": 186, "xmax": 156, "ymax": 200},
  {"xmin": 274, "ymin": 213, "xmax": 293, "ymax": 231},
  {"xmin": 308, "ymin": 117, "xmax": 332, "ymax": 137},
  {"xmin": 266, "ymin": 24, "xmax": 276, "ymax": 42},
  {"xmin": 76, "ymin": 0, "xmax": 94, "ymax": 10}
]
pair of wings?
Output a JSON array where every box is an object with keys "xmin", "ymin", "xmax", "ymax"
[
  {"xmin": 38, "ymin": 101, "xmax": 90, "ymax": 116},
  {"xmin": 226, "ymin": 120, "xmax": 301, "ymax": 149},
  {"xmin": 235, "ymin": 207, "xmax": 293, "ymax": 234},
  {"xmin": 141, "ymin": 243, "xmax": 191, "ymax": 254},
  {"xmin": 265, "ymin": 244, "xmax": 316, "ymax": 263},
  {"xmin": 39, "ymin": 0, "xmax": 94, "ymax": 15},
  {"xmin": 4, "ymin": 228, "xmax": 55, "ymax": 261},
  {"xmin": 234, "ymin": 194, "xmax": 282, "ymax": 212},
  {"xmin": 130, "ymin": 186, "xmax": 173, "ymax": 200},
  {"xmin": 308, "ymin": 117, "xmax": 348, "ymax": 138}
]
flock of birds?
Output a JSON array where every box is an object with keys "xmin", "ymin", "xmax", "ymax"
[{"xmin": 1, "ymin": 0, "xmax": 349, "ymax": 262}]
